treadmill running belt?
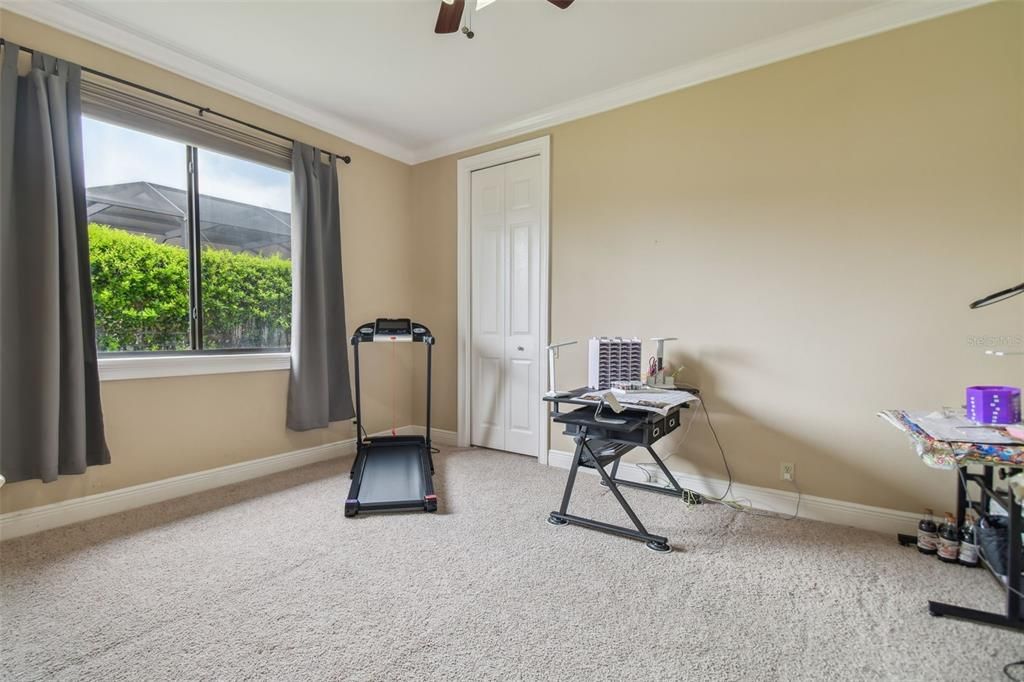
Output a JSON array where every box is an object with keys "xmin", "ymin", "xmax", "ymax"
[{"xmin": 357, "ymin": 445, "xmax": 425, "ymax": 504}]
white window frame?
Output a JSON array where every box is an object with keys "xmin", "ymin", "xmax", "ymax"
[
  {"xmin": 83, "ymin": 115, "xmax": 294, "ymax": 380},
  {"xmin": 98, "ymin": 352, "xmax": 290, "ymax": 381}
]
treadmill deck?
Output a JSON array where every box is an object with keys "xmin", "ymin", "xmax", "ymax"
[{"xmin": 355, "ymin": 444, "xmax": 426, "ymax": 506}]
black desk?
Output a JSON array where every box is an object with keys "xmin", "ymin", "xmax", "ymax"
[{"xmin": 543, "ymin": 388, "xmax": 701, "ymax": 552}]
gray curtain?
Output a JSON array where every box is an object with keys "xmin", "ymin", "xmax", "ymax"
[
  {"xmin": 286, "ymin": 143, "xmax": 354, "ymax": 431},
  {"xmin": 0, "ymin": 45, "xmax": 110, "ymax": 483}
]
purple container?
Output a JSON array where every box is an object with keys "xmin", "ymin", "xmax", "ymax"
[{"xmin": 966, "ymin": 385, "xmax": 1021, "ymax": 424}]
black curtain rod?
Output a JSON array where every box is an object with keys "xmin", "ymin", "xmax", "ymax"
[{"xmin": 0, "ymin": 38, "xmax": 352, "ymax": 165}]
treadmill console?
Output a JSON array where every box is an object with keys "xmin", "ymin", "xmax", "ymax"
[{"xmin": 353, "ymin": 318, "xmax": 433, "ymax": 344}]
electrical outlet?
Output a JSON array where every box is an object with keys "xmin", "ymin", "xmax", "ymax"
[{"xmin": 781, "ymin": 462, "xmax": 795, "ymax": 481}]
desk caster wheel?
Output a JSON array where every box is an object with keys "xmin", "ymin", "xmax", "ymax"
[
  {"xmin": 646, "ymin": 541, "xmax": 672, "ymax": 553},
  {"xmin": 547, "ymin": 515, "xmax": 568, "ymax": 526}
]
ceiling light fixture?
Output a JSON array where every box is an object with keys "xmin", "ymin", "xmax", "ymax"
[{"xmin": 434, "ymin": 0, "xmax": 574, "ymax": 38}]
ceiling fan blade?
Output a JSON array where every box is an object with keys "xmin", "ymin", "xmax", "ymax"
[
  {"xmin": 435, "ymin": 0, "xmax": 465, "ymax": 33},
  {"xmin": 547, "ymin": 0, "xmax": 574, "ymax": 8}
]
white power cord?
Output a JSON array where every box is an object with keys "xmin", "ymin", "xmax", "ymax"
[
  {"xmin": 595, "ymin": 393, "xmax": 802, "ymax": 520},
  {"xmin": 663, "ymin": 394, "xmax": 802, "ymax": 520}
]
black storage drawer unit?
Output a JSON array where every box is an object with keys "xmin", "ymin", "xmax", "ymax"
[
  {"xmin": 664, "ymin": 411, "xmax": 680, "ymax": 435},
  {"xmin": 644, "ymin": 410, "xmax": 681, "ymax": 442},
  {"xmin": 558, "ymin": 407, "xmax": 682, "ymax": 447}
]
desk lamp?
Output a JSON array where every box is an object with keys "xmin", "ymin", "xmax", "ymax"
[{"xmin": 545, "ymin": 340, "xmax": 577, "ymax": 398}]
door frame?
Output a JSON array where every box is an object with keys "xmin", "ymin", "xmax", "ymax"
[{"xmin": 456, "ymin": 135, "xmax": 551, "ymax": 463}]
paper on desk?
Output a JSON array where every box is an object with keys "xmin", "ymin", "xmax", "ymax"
[
  {"xmin": 906, "ymin": 410, "xmax": 1022, "ymax": 445},
  {"xmin": 577, "ymin": 388, "xmax": 699, "ymax": 417}
]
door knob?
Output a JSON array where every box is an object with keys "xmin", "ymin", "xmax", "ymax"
[{"xmin": 517, "ymin": 346, "xmax": 524, "ymax": 351}]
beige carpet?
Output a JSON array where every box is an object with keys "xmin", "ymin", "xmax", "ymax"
[{"xmin": 1, "ymin": 447, "xmax": 1020, "ymax": 681}]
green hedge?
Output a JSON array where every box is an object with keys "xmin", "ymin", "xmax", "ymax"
[{"xmin": 89, "ymin": 224, "xmax": 291, "ymax": 351}]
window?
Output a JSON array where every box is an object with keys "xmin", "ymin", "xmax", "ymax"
[{"xmin": 83, "ymin": 117, "xmax": 292, "ymax": 356}]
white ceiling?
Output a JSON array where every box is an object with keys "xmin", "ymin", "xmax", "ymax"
[{"xmin": 5, "ymin": 0, "xmax": 984, "ymax": 162}]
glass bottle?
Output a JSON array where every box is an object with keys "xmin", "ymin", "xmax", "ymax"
[
  {"xmin": 958, "ymin": 511, "xmax": 980, "ymax": 567},
  {"xmin": 937, "ymin": 512, "xmax": 960, "ymax": 563},
  {"xmin": 917, "ymin": 508, "xmax": 938, "ymax": 555}
]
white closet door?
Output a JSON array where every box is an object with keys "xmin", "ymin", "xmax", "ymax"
[
  {"xmin": 470, "ymin": 164, "xmax": 506, "ymax": 450},
  {"xmin": 502, "ymin": 156, "xmax": 541, "ymax": 456},
  {"xmin": 470, "ymin": 156, "xmax": 541, "ymax": 456}
]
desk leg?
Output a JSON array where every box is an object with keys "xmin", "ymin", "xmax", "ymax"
[
  {"xmin": 982, "ymin": 467, "xmax": 994, "ymax": 515},
  {"xmin": 927, "ymin": 601, "xmax": 1024, "ymax": 630},
  {"xmin": 646, "ymin": 446, "xmax": 703, "ymax": 505},
  {"xmin": 601, "ymin": 445, "xmax": 703, "ymax": 504},
  {"xmin": 1006, "ymin": 485, "xmax": 1022, "ymax": 625},
  {"xmin": 586, "ymin": 446, "xmax": 651, "ymax": 537},
  {"xmin": 548, "ymin": 435, "xmax": 585, "ymax": 526},
  {"xmin": 547, "ymin": 433, "xmax": 671, "ymax": 552},
  {"xmin": 955, "ymin": 465, "xmax": 967, "ymax": 529}
]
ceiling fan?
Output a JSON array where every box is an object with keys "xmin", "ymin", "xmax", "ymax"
[{"xmin": 435, "ymin": 0, "xmax": 575, "ymax": 39}]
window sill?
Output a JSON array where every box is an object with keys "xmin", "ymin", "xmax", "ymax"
[{"xmin": 98, "ymin": 352, "xmax": 290, "ymax": 381}]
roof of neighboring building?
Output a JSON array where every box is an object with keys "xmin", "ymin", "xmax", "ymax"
[{"xmin": 86, "ymin": 181, "xmax": 290, "ymax": 253}]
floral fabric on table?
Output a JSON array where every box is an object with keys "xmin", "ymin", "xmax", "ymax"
[{"xmin": 879, "ymin": 410, "xmax": 1024, "ymax": 470}]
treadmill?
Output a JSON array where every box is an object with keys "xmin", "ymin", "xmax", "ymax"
[{"xmin": 345, "ymin": 318, "xmax": 437, "ymax": 516}]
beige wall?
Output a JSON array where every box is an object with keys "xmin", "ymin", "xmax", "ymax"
[
  {"xmin": 3, "ymin": 3, "xmax": 1022, "ymax": 518},
  {"xmin": 411, "ymin": 2, "xmax": 1024, "ymax": 513},
  {"xmin": 0, "ymin": 11, "xmax": 418, "ymax": 513}
]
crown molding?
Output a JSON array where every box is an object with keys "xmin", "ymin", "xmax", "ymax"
[
  {"xmin": 409, "ymin": 0, "xmax": 992, "ymax": 164},
  {"xmin": 2, "ymin": 0, "xmax": 993, "ymax": 167},
  {"xmin": 0, "ymin": 0, "xmax": 418, "ymax": 164}
]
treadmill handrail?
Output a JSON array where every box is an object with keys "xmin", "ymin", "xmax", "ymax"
[
  {"xmin": 352, "ymin": 320, "xmax": 434, "ymax": 344},
  {"xmin": 350, "ymin": 317, "xmax": 435, "ymax": 455}
]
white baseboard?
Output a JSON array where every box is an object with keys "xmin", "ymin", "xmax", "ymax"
[
  {"xmin": 3, "ymin": 431, "xmax": 908, "ymax": 541},
  {"xmin": 0, "ymin": 425, "xmax": 465, "ymax": 541},
  {"xmin": 0, "ymin": 439, "xmax": 357, "ymax": 542},
  {"xmin": 397, "ymin": 425, "xmax": 459, "ymax": 447},
  {"xmin": 547, "ymin": 449, "xmax": 919, "ymax": 536}
]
